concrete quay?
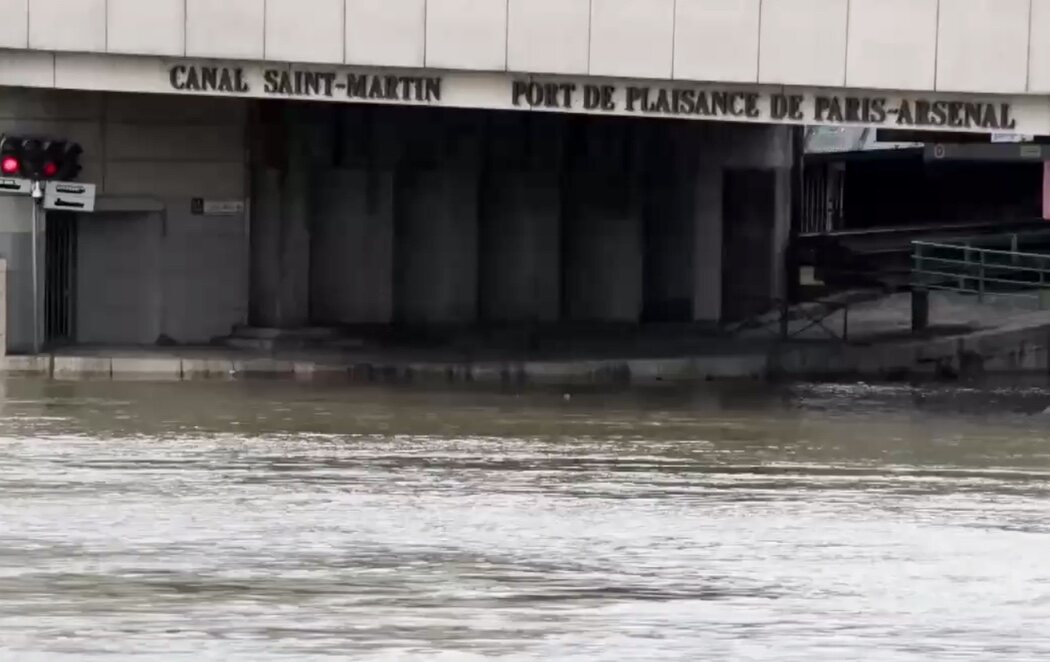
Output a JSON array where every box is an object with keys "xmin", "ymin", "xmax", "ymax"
[
  {"xmin": 2, "ymin": 317, "xmax": 1049, "ymax": 384},
  {"xmin": 3, "ymin": 289, "xmax": 1047, "ymax": 385},
  {"xmin": 0, "ymin": 347, "xmax": 770, "ymax": 385}
]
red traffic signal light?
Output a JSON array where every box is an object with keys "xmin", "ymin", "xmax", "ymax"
[{"xmin": 0, "ymin": 134, "xmax": 82, "ymax": 181}]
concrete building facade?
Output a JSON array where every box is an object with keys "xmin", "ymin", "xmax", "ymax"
[
  {"xmin": 0, "ymin": 1, "xmax": 1048, "ymax": 353},
  {"xmin": 2, "ymin": 0, "xmax": 1050, "ymax": 94}
]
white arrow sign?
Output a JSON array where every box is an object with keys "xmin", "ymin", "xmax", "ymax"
[
  {"xmin": 0, "ymin": 177, "xmax": 31, "ymax": 195},
  {"xmin": 43, "ymin": 181, "xmax": 96, "ymax": 212}
]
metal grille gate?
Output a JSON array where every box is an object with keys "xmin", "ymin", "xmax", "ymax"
[{"xmin": 44, "ymin": 211, "xmax": 76, "ymax": 345}]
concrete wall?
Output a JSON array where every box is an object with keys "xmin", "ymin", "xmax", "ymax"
[
  {"xmin": 0, "ymin": 196, "xmax": 35, "ymax": 350},
  {"xmin": 0, "ymin": 0, "xmax": 1047, "ymax": 94},
  {"xmin": 0, "ymin": 88, "xmax": 248, "ymax": 350},
  {"xmin": 0, "ymin": 257, "xmax": 6, "ymax": 356}
]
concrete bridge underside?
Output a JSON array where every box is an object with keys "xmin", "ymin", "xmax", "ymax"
[{"xmin": 248, "ymin": 103, "xmax": 795, "ymax": 338}]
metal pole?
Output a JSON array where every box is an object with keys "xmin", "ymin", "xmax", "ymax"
[
  {"xmin": 30, "ymin": 194, "xmax": 39, "ymax": 354},
  {"xmin": 978, "ymin": 250, "xmax": 985, "ymax": 303},
  {"xmin": 842, "ymin": 302, "xmax": 849, "ymax": 343}
]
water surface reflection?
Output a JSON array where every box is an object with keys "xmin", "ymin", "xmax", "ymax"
[{"xmin": 1, "ymin": 378, "xmax": 1049, "ymax": 661}]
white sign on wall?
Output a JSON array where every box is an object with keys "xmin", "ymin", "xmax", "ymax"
[
  {"xmin": 190, "ymin": 198, "xmax": 245, "ymax": 216},
  {"xmin": 0, "ymin": 178, "xmax": 31, "ymax": 195},
  {"xmin": 43, "ymin": 182, "xmax": 96, "ymax": 212}
]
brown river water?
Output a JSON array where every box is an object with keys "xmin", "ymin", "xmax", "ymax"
[{"xmin": 1, "ymin": 377, "xmax": 1049, "ymax": 661}]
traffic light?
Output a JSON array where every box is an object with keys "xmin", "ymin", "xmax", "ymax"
[{"xmin": 0, "ymin": 135, "xmax": 82, "ymax": 181}]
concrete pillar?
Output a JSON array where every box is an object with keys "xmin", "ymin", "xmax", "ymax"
[
  {"xmin": 248, "ymin": 105, "xmax": 318, "ymax": 329},
  {"xmin": 310, "ymin": 169, "xmax": 395, "ymax": 325},
  {"xmin": 692, "ymin": 164, "xmax": 724, "ymax": 324},
  {"xmin": 562, "ymin": 119, "xmax": 644, "ymax": 323},
  {"xmin": 480, "ymin": 168, "xmax": 561, "ymax": 323},
  {"xmin": 702, "ymin": 124, "xmax": 795, "ymax": 323},
  {"xmin": 564, "ymin": 169, "xmax": 644, "ymax": 322},
  {"xmin": 479, "ymin": 113, "xmax": 564, "ymax": 324},
  {"xmin": 642, "ymin": 124, "xmax": 700, "ymax": 323},
  {"xmin": 395, "ymin": 167, "xmax": 480, "ymax": 325},
  {"xmin": 393, "ymin": 109, "xmax": 484, "ymax": 326},
  {"xmin": 249, "ymin": 164, "xmax": 310, "ymax": 328}
]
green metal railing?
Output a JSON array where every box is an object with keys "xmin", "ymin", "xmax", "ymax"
[{"xmin": 912, "ymin": 240, "xmax": 1050, "ymax": 308}]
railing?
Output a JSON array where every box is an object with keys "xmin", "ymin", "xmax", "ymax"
[
  {"xmin": 911, "ymin": 240, "xmax": 1050, "ymax": 308},
  {"xmin": 727, "ymin": 295, "xmax": 852, "ymax": 344}
]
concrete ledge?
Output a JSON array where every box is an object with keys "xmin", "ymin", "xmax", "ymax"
[
  {"xmin": 1, "ymin": 355, "xmax": 50, "ymax": 375},
  {"xmin": 53, "ymin": 356, "xmax": 112, "ymax": 379},
  {"xmin": 111, "ymin": 357, "xmax": 182, "ymax": 380},
  {"xmin": 293, "ymin": 362, "xmax": 349, "ymax": 380},
  {"xmin": 232, "ymin": 358, "xmax": 296, "ymax": 377},
  {"xmin": 181, "ymin": 358, "xmax": 236, "ymax": 380}
]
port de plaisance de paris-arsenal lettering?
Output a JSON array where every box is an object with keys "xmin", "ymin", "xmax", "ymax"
[
  {"xmin": 166, "ymin": 64, "xmax": 1016, "ymax": 132},
  {"xmin": 510, "ymin": 81, "xmax": 1017, "ymax": 131}
]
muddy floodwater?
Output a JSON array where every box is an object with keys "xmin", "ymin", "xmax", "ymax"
[{"xmin": 1, "ymin": 377, "xmax": 1049, "ymax": 661}]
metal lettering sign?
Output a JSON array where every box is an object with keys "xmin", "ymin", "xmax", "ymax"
[
  {"xmin": 0, "ymin": 177, "xmax": 31, "ymax": 195},
  {"xmin": 43, "ymin": 181, "xmax": 96, "ymax": 212},
  {"xmin": 156, "ymin": 61, "xmax": 1050, "ymax": 136}
]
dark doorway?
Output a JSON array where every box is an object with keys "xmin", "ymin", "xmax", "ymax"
[
  {"xmin": 722, "ymin": 169, "xmax": 776, "ymax": 323},
  {"xmin": 45, "ymin": 211, "xmax": 77, "ymax": 346}
]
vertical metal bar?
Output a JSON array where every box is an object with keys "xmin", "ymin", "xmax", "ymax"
[
  {"xmin": 1042, "ymin": 257, "xmax": 1047, "ymax": 311},
  {"xmin": 842, "ymin": 303, "xmax": 849, "ymax": 343},
  {"xmin": 978, "ymin": 250, "xmax": 986, "ymax": 303},
  {"xmin": 57, "ymin": 220, "xmax": 62, "ymax": 339},
  {"xmin": 914, "ymin": 243, "xmax": 922, "ymax": 288},
  {"xmin": 63, "ymin": 220, "xmax": 69, "ymax": 340},
  {"xmin": 31, "ymin": 200, "xmax": 39, "ymax": 354},
  {"xmin": 912, "ymin": 288, "xmax": 929, "ymax": 334},
  {"xmin": 779, "ymin": 298, "xmax": 790, "ymax": 341},
  {"xmin": 45, "ymin": 221, "xmax": 52, "ymax": 343},
  {"xmin": 960, "ymin": 243, "xmax": 970, "ymax": 292}
]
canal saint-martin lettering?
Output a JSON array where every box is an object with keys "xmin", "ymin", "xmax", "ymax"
[
  {"xmin": 165, "ymin": 64, "xmax": 1020, "ymax": 134},
  {"xmin": 169, "ymin": 65, "xmax": 442, "ymax": 103}
]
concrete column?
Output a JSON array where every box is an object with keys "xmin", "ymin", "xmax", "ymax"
[
  {"xmin": 479, "ymin": 113, "xmax": 564, "ymax": 324},
  {"xmin": 480, "ymin": 168, "xmax": 561, "ymax": 323},
  {"xmin": 692, "ymin": 164, "xmax": 724, "ymax": 324},
  {"xmin": 701, "ymin": 124, "xmax": 795, "ymax": 323},
  {"xmin": 310, "ymin": 169, "xmax": 395, "ymax": 325},
  {"xmin": 249, "ymin": 168, "xmax": 282, "ymax": 327},
  {"xmin": 248, "ymin": 106, "xmax": 317, "ymax": 329},
  {"xmin": 564, "ymin": 168, "xmax": 644, "ymax": 322},
  {"xmin": 395, "ymin": 167, "xmax": 480, "ymax": 325},
  {"xmin": 248, "ymin": 164, "xmax": 311, "ymax": 328},
  {"xmin": 642, "ymin": 124, "xmax": 701, "ymax": 323}
]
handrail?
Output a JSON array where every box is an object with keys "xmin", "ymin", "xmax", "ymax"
[
  {"xmin": 912, "ymin": 240, "xmax": 1050, "ymax": 261},
  {"xmin": 911, "ymin": 239, "xmax": 1050, "ymax": 310}
]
